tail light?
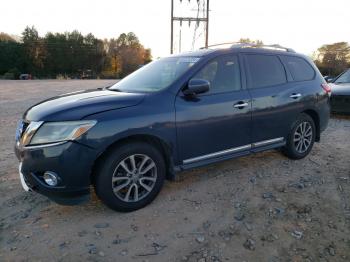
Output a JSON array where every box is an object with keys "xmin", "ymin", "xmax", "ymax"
[{"xmin": 321, "ymin": 83, "xmax": 331, "ymax": 94}]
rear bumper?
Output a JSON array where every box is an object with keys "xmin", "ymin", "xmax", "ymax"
[
  {"xmin": 331, "ymin": 95, "xmax": 350, "ymax": 114},
  {"xmin": 318, "ymin": 95, "xmax": 331, "ymax": 134},
  {"xmin": 15, "ymin": 141, "xmax": 97, "ymax": 205}
]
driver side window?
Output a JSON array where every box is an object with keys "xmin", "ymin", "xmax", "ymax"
[{"xmin": 192, "ymin": 55, "xmax": 241, "ymax": 94}]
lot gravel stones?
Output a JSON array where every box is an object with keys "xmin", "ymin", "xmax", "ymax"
[{"xmin": 0, "ymin": 80, "xmax": 350, "ymax": 261}]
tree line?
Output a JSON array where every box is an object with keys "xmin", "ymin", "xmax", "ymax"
[
  {"xmin": 1, "ymin": 30, "xmax": 349, "ymax": 79},
  {"xmin": 0, "ymin": 26, "xmax": 151, "ymax": 79},
  {"xmin": 313, "ymin": 42, "xmax": 350, "ymax": 77}
]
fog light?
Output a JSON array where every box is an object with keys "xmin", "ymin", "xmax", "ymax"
[{"xmin": 43, "ymin": 171, "xmax": 58, "ymax": 186}]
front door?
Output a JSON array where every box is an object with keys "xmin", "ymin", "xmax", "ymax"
[{"xmin": 175, "ymin": 54, "xmax": 252, "ymax": 166}]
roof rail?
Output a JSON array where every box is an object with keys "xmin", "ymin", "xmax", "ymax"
[
  {"xmin": 200, "ymin": 42, "xmax": 245, "ymax": 49},
  {"xmin": 242, "ymin": 44, "xmax": 296, "ymax": 53},
  {"xmin": 200, "ymin": 42, "xmax": 295, "ymax": 53}
]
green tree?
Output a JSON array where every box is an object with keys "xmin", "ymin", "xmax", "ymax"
[
  {"xmin": 0, "ymin": 37, "xmax": 25, "ymax": 77},
  {"xmin": 22, "ymin": 26, "xmax": 46, "ymax": 75},
  {"xmin": 1, "ymin": 27, "xmax": 150, "ymax": 79},
  {"xmin": 44, "ymin": 32, "xmax": 69, "ymax": 77},
  {"xmin": 108, "ymin": 32, "xmax": 152, "ymax": 77},
  {"xmin": 314, "ymin": 42, "xmax": 350, "ymax": 76},
  {"xmin": 42, "ymin": 31, "xmax": 107, "ymax": 78}
]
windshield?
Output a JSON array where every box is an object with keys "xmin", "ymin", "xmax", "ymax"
[
  {"xmin": 335, "ymin": 70, "xmax": 350, "ymax": 84},
  {"xmin": 109, "ymin": 57, "xmax": 201, "ymax": 92}
]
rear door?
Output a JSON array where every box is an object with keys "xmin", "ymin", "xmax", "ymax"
[
  {"xmin": 175, "ymin": 54, "xmax": 252, "ymax": 166},
  {"xmin": 244, "ymin": 53, "xmax": 311, "ymax": 147}
]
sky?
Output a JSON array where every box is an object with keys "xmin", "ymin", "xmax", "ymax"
[{"xmin": 1, "ymin": 0, "xmax": 349, "ymax": 58}]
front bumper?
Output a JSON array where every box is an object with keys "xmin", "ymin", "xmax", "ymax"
[{"xmin": 15, "ymin": 141, "xmax": 98, "ymax": 205}]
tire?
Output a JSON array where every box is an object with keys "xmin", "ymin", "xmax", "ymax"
[
  {"xmin": 282, "ymin": 113, "xmax": 316, "ymax": 160},
  {"xmin": 94, "ymin": 142, "xmax": 166, "ymax": 212}
]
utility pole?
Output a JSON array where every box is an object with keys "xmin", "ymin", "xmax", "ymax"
[
  {"xmin": 170, "ymin": 0, "xmax": 174, "ymax": 55},
  {"xmin": 205, "ymin": 0, "xmax": 209, "ymax": 48},
  {"xmin": 170, "ymin": 0, "xmax": 209, "ymax": 54}
]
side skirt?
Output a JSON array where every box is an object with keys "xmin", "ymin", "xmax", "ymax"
[{"xmin": 175, "ymin": 138, "xmax": 285, "ymax": 172}]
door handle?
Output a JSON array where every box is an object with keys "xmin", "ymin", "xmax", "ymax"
[
  {"xmin": 233, "ymin": 101, "xmax": 249, "ymax": 109},
  {"xmin": 290, "ymin": 93, "xmax": 302, "ymax": 99}
]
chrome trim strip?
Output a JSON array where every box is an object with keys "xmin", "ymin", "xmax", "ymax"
[
  {"xmin": 23, "ymin": 141, "xmax": 67, "ymax": 149},
  {"xmin": 252, "ymin": 137, "xmax": 284, "ymax": 147},
  {"xmin": 183, "ymin": 144, "xmax": 251, "ymax": 164},
  {"xmin": 289, "ymin": 93, "xmax": 302, "ymax": 99},
  {"xmin": 182, "ymin": 137, "xmax": 285, "ymax": 165},
  {"xmin": 233, "ymin": 102, "xmax": 249, "ymax": 108},
  {"xmin": 21, "ymin": 121, "xmax": 44, "ymax": 146},
  {"xmin": 19, "ymin": 162, "xmax": 30, "ymax": 192}
]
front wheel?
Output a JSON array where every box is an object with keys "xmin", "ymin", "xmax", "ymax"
[
  {"xmin": 94, "ymin": 142, "xmax": 166, "ymax": 212},
  {"xmin": 282, "ymin": 113, "xmax": 316, "ymax": 160}
]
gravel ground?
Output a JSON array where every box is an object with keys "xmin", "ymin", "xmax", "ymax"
[{"xmin": 0, "ymin": 80, "xmax": 349, "ymax": 262}]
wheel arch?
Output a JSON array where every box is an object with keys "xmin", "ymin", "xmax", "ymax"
[
  {"xmin": 91, "ymin": 134, "xmax": 175, "ymax": 184},
  {"xmin": 302, "ymin": 109, "xmax": 320, "ymax": 142}
]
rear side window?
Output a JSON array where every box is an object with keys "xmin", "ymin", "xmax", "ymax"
[
  {"xmin": 334, "ymin": 69, "xmax": 350, "ymax": 83},
  {"xmin": 281, "ymin": 56, "xmax": 315, "ymax": 81},
  {"xmin": 246, "ymin": 54, "xmax": 287, "ymax": 89}
]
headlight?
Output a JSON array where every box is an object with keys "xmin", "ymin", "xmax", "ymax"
[{"xmin": 29, "ymin": 120, "xmax": 97, "ymax": 145}]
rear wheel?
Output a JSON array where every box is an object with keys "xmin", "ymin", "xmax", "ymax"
[
  {"xmin": 94, "ymin": 142, "xmax": 165, "ymax": 212},
  {"xmin": 282, "ymin": 113, "xmax": 315, "ymax": 160}
]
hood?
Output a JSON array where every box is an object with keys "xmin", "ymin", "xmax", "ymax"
[
  {"xmin": 329, "ymin": 83, "xmax": 350, "ymax": 96},
  {"xmin": 24, "ymin": 89, "xmax": 145, "ymax": 121}
]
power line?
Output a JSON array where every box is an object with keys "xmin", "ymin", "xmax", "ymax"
[{"xmin": 170, "ymin": 0, "xmax": 209, "ymax": 54}]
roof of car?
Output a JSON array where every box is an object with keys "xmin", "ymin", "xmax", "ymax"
[{"xmin": 170, "ymin": 43, "xmax": 304, "ymax": 59}]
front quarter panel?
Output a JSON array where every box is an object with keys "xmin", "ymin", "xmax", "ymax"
[{"xmin": 79, "ymin": 91, "xmax": 178, "ymax": 163}]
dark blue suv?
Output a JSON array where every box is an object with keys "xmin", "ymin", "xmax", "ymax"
[{"xmin": 15, "ymin": 43, "xmax": 331, "ymax": 211}]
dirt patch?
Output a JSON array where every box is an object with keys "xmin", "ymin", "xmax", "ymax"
[{"xmin": 1, "ymin": 80, "xmax": 349, "ymax": 261}]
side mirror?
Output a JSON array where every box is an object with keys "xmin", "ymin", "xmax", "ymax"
[{"xmin": 183, "ymin": 79, "xmax": 210, "ymax": 96}]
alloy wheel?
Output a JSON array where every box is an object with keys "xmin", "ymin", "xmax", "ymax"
[
  {"xmin": 111, "ymin": 154, "xmax": 157, "ymax": 203},
  {"xmin": 293, "ymin": 121, "xmax": 313, "ymax": 154}
]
